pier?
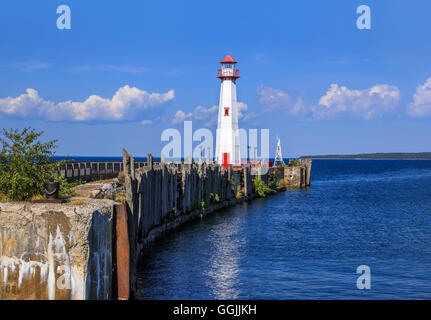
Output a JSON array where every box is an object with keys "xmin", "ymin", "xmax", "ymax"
[{"xmin": 0, "ymin": 149, "xmax": 311, "ymax": 300}]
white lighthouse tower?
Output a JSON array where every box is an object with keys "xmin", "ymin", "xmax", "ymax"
[{"xmin": 215, "ymin": 54, "xmax": 241, "ymax": 167}]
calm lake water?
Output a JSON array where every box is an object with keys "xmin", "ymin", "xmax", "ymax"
[{"xmin": 135, "ymin": 160, "xmax": 431, "ymax": 299}]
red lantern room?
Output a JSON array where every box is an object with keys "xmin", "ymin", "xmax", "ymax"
[{"xmin": 217, "ymin": 54, "xmax": 240, "ymax": 79}]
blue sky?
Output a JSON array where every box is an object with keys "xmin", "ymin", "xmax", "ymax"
[{"xmin": 0, "ymin": 0, "xmax": 430, "ymax": 157}]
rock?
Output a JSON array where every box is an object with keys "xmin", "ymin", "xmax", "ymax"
[
  {"xmin": 101, "ymin": 183, "xmax": 114, "ymax": 192},
  {"xmin": 91, "ymin": 189, "xmax": 102, "ymax": 198}
]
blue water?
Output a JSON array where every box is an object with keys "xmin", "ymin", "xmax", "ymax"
[{"xmin": 135, "ymin": 160, "xmax": 431, "ymax": 299}]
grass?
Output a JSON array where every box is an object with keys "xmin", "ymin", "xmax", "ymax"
[
  {"xmin": 30, "ymin": 194, "xmax": 47, "ymax": 201},
  {"xmin": 115, "ymin": 192, "xmax": 126, "ymax": 202},
  {"xmin": 67, "ymin": 198, "xmax": 86, "ymax": 205}
]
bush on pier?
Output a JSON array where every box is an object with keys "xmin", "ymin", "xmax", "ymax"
[{"xmin": 0, "ymin": 127, "xmax": 72, "ymax": 201}]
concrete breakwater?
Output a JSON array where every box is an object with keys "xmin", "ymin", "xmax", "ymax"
[
  {"xmin": 0, "ymin": 200, "xmax": 116, "ymax": 300},
  {"xmin": 122, "ymin": 151, "xmax": 312, "ymax": 296},
  {"xmin": 0, "ymin": 150, "xmax": 311, "ymax": 300}
]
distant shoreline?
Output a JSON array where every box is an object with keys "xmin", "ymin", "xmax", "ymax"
[{"xmin": 299, "ymin": 152, "xmax": 431, "ymax": 160}]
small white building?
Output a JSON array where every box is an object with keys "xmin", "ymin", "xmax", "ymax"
[{"xmin": 215, "ymin": 55, "xmax": 241, "ymax": 167}]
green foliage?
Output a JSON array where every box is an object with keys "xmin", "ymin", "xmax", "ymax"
[
  {"xmin": 268, "ymin": 175, "xmax": 277, "ymax": 188},
  {"xmin": 0, "ymin": 127, "xmax": 72, "ymax": 201},
  {"xmin": 115, "ymin": 192, "xmax": 126, "ymax": 202},
  {"xmin": 209, "ymin": 192, "xmax": 221, "ymax": 203},
  {"xmin": 253, "ymin": 176, "xmax": 274, "ymax": 198},
  {"xmin": 278, "ymin": 179, "xmax": 286, "ymax": 188},
  {"xmin": 54, "ymin": 175, "xmax": 82, "ymax": 198},
  {"xmin": 201, "ymin": 201, "xmax": 208, "ymax": 210},
  {"xmin": 235, "ymin": 187, "xmax": 243, "ymax": 199},
  {"xmin": 289, "ymin": 159, "xmax": 299, "ymax": 166},
  {"xmin": 269, "ymin": 167, "xmax": 283, "ymax": 188}
]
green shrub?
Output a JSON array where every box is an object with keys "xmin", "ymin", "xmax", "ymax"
[
  {"xmin": 54, "ymin": 175, "xmax": 83, "ymax": 198},
  {"xmin": 0, "ymin": 127, "xmax": 72, "ymax": 201},
  {"xmin": 278, "ymin": 179, "xmax": 286, "ymax": 188},
  {"xmin": 201, "ymin": 201, "xmax": 208, "ymax": 210},
  {"xmin": 253, "ymin": 176, "xmax": 274, "ymax": 198},
  {"xmin": 235, "ymin": 187, "xmax": 243, "ymax": 199},
  {"xmin": 289, "ymin": 159, "xmax": 299, "ymax": 166}
]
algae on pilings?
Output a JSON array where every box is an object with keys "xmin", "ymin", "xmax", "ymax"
[
  {"xmin": 288, "ymin": 159, "xmax": 299, "ymax": 166},
  {"xmin": 253, "ymin": 176, "xmax": 274, "ymax": 198}
]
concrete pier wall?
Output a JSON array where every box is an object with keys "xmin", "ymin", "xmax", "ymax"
[
  {"xmin": 122, "ymin": 152, "xmax": 312, "ymax": 296},
  {"xmin": 0, "ymin": 200, "xmax": 116, "ymax": 300},
  {"xmin": 283, "ymin": 159, "xmax": 312, "ymax": 188},
  {"xmin": 0, "ymin": 151, "xmax": 311, "ymax": 300}
]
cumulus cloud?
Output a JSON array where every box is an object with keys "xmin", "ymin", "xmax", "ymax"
[
  {"xmin": 0, "ymin": 88, "xmax": 52, "ymax": 117},
  {"xmin": 256, "ymin": 84, "xmax": 400, "ymax": 120},
  {"xmin": 171, "ymin": 110, "xmax": 192, "ymax": 124},
  {"xmin": 0, "ymin": 86, "xmax": 174, "ymax": 121},
  {"xmin": 237, "ymin": 102, "xmax": 257, "ymax": 121},
  {"xmin": 315, "ymin": 84, "xmax": 401, "ymax": 119},
  {"xmin": 193, "ymin": 105, "xmax": 218, "ymax": 120},
  {"xmin": 257, "ymin": 86, "xmax": 291, "ymax": 112},
  {"xmin": 407, "ymin": 77, "xmax": 431, "ymax": 118},
  {"xmin": 257, "ymin": 86, "xmax": 307, "ymax": 115},
  {"xmin": 237, "ymin": 102, "xmax": 247, "ymax": 118}
]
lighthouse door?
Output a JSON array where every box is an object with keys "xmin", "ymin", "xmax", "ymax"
[{"xmin": 223, "ymin": 152, "xmax": 229, "ymax": 167}]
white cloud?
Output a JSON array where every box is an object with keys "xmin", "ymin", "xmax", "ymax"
[
  {"xmin": 236, "ymin": 102, "xmax": 257, "ymax": 121},
  {"xmin": 193, "ymin": 105, "xmax": 218, "ymax": 120},
  {"xmin": 407, "ymin": 77, "xmax": 431, "ymax": 118},
  {"xmin": 0, "ymin": 85, "xmax": 175, "ymax": 121},
  {"xmin": 0, "ymin": 88, "xmax": 52, "ymax": 117},
  {"xmin": 171, "ymin": 110, "xmax": 192, "ymax": 124},
  {"xmin": 316, "ymin": 84, "xmax": 401, "ymax": 119},
  {"xmin": 256, "ymin": 84, "xmax": 400, "ymax": 120},
  {"xmin": 257, "ymin": 86, "xmax": 306, "ymax": 116},
  {"xmin": 140, "ymin": 120, "xmax": 152, "ymax": 126},
  {"xmin": 237, "ymin": 102, "xmax": 247, "ymax": 118},
  {"xmin": 257, "ymin": 86, "xmax": 291, "ymax": 112},
  {"xmin": 291, "ymin": 97, "xmax": 307, "ymax": 115}
]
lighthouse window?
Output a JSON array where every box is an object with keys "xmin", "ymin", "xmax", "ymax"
[{"xmin": 224, "ymin": 107, "xmax": 230, "ymax": 116}]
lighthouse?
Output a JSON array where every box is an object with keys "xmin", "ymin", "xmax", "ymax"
[{"xmin": 215, "ymin": 54, "xmax": 241, "ymax": 167}]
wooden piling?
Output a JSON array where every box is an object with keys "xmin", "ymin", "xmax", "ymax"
[{"xmin": 115, "ymin": 203, "xmax": 130, "ymax": 300}]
